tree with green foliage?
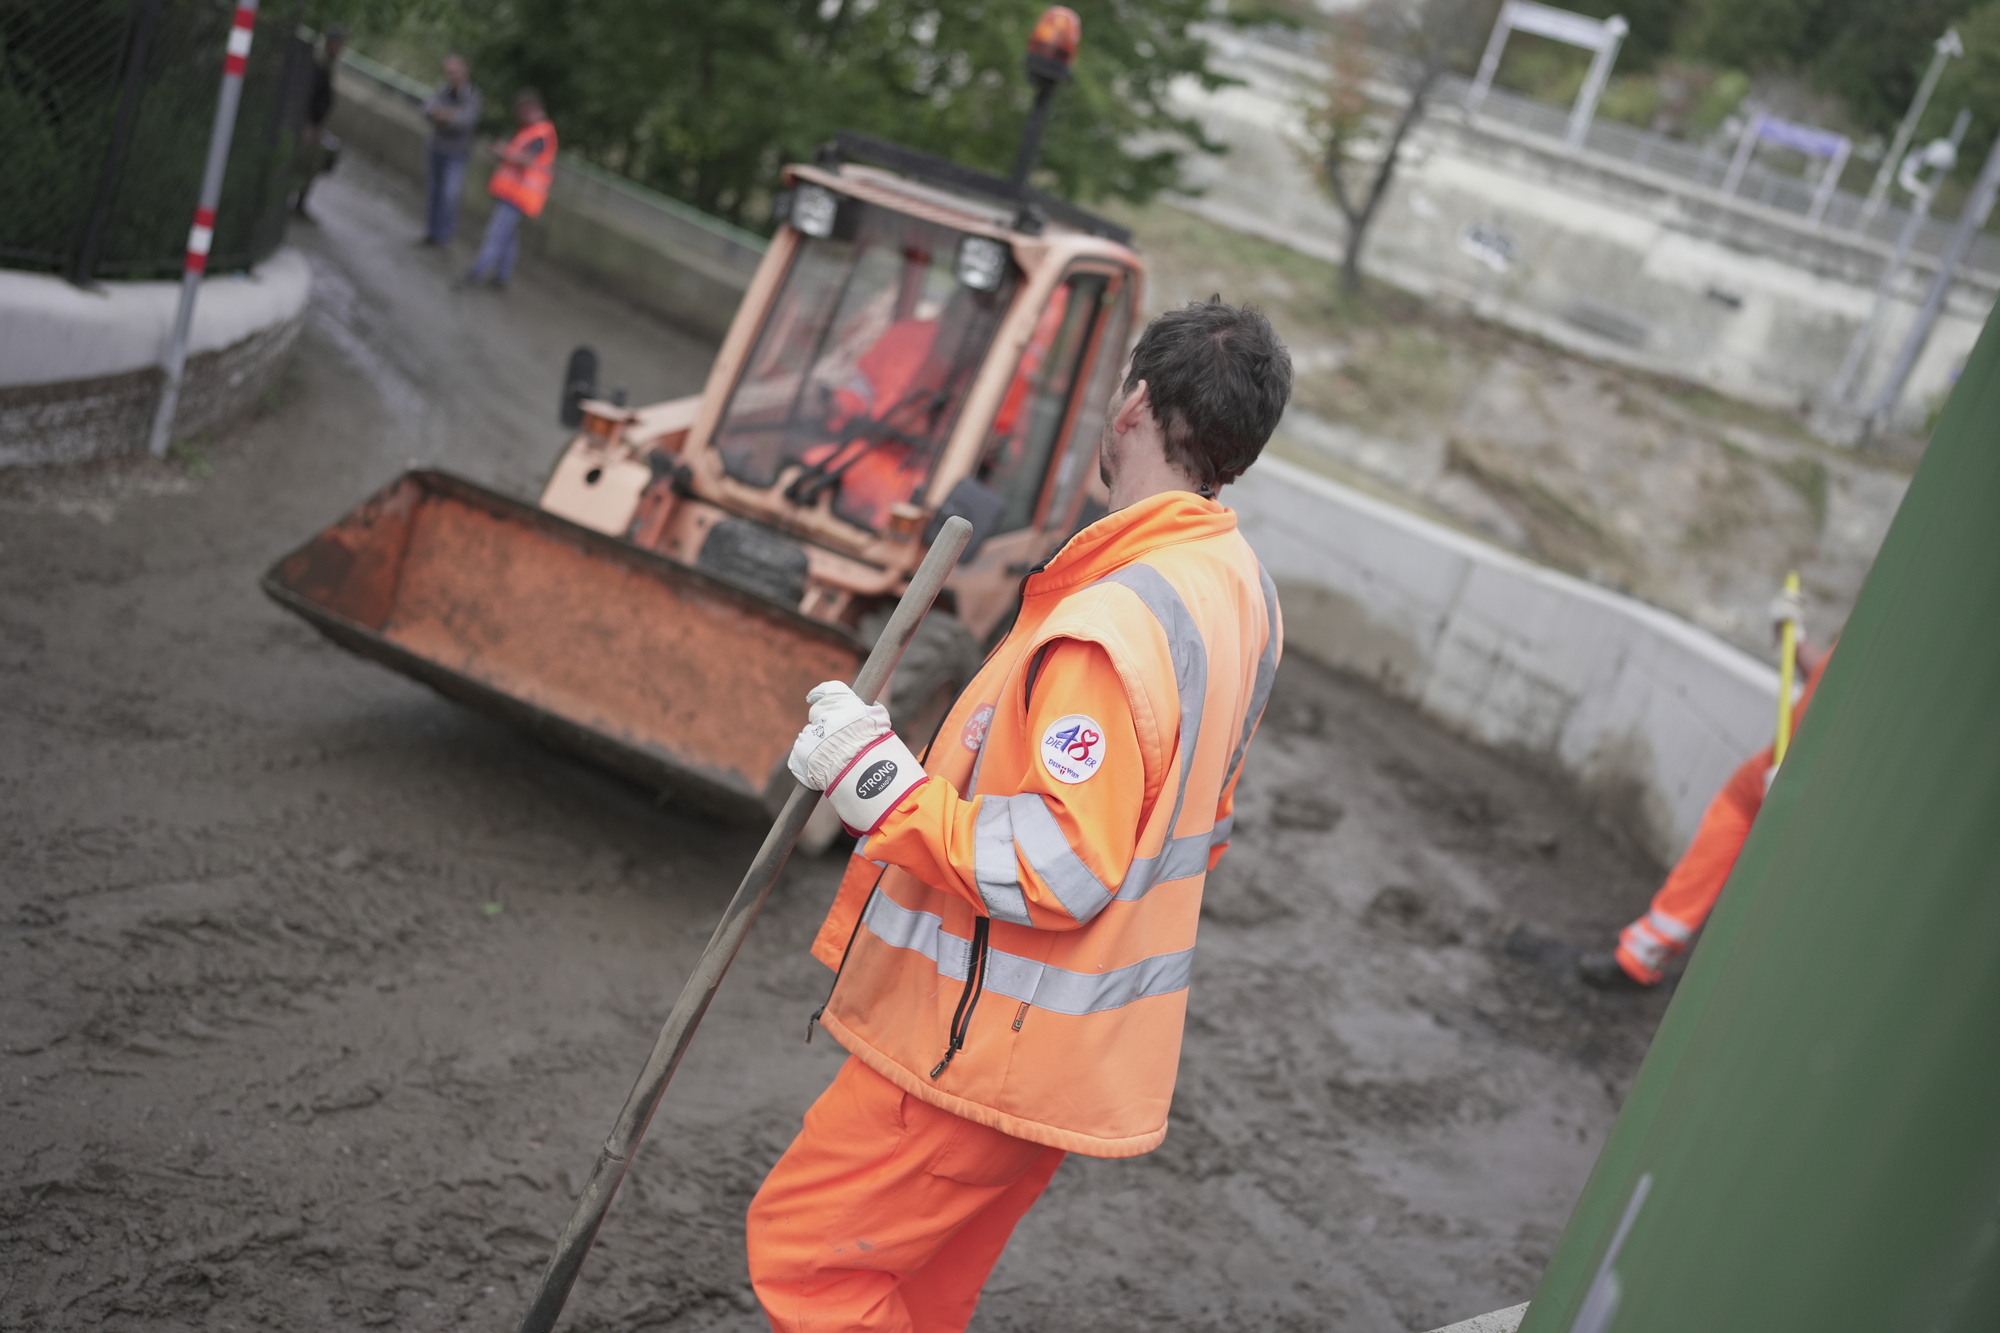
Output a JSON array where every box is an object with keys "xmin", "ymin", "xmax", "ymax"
[
  {"xmin": 1680, "ymin": 0, "xmax": 1979, "ymax": 132},
  {"xmin": 332, "ymin": 0, "xmax": 1231, "ymax": 228},
  {"xmin": 1924, "ymin": 4, "xmax": 2000, "ymax": 183}
]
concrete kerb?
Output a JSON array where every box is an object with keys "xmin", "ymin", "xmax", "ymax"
[
  {"xmin": 0, "ymin": 250, "xmax": 311, "ymax": 468},
  {"xmin": 1229, "ymin": 456, "xmax": 1778, "ymax": 864},
  {"xmin": 328, "ymin": 51, "xmax": 765, "ymax": 342}
]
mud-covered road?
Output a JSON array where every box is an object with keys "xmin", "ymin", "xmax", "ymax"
[{"xmin": 3, "ymin": 155, "xmax": 1675, "ymax": 1331}]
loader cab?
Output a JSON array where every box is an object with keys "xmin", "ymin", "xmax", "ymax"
[
  {"xmin": 544, "ymin": 145, "xmax": 1140, "ymax": 649},
  {"xmin": 709, "ymin": 194, "xmax": 1021, "ymax": 537}
]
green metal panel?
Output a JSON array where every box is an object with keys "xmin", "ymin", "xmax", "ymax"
[{"xmin": 1519, "ymin": 317, "xmax": 2000, "ymax": 1332}]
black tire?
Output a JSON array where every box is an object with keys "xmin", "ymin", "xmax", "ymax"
[{"xmin": 875, "ymin": 610, "xmax": 980, "ymax": 753}]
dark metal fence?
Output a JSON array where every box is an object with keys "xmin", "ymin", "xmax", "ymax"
[{"xmin": 0, "ymin": 0, "xmax": 311, "ymax": 284}]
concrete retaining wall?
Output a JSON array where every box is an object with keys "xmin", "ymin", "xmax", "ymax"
[
  {"xmin": 327, "ymin": 53, "xmax": 765, "ymax": 341},
  {"xmin": 1230, "ymin": 457, "xmax": 1779, "ymax": 863},
  {"xmin": 0, "ymin": 249, "xmax": 311, "ymax": 467}
]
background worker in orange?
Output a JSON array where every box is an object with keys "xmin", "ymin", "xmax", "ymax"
[
  {"xmin": 754, "ymin": 300, "xmax": 1293, "ymax": 1332},
  {"xmin": 1580, "ymin": 589, "xmax": 1832, "ymax": 989},
  {"xmin": 460, "ymin": 89, "xmax": 555, "ymax": 291}
]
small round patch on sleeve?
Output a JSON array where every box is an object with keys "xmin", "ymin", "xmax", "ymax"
[
  {"xmin": 961, "ymin": 703, "xmax": 995, "ymax": 752},
  {"xmin": 1039, "ymin": 714, "xmax": 1106, "ymax": 784}
]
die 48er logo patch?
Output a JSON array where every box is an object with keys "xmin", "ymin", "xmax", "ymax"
[{"xmin": 1040, "ymin": 714, "xmax": 1105, "ymax": 785}]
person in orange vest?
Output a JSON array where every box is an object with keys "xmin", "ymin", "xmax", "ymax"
[
  {"xmin": 803, "ymin": 288, "xmax": 996, "ymax": 532},
  {"xmin": 460, "ymin": 89, "xmax": 556, "ymax": 291},
  {"xmin": 759, "ymin": 300, "xmax": 1292, "ymax": 1332},
  {"xmin": 1580, "ymin": 593, "xmax": 1832, "ymax": 989}
]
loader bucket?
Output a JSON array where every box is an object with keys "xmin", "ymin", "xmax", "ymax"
[{"xmin": 261, "ymin": 470, "xmax": 863, "ymax": 819}]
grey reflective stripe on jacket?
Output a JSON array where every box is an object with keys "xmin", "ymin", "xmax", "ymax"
[
  {"xmin": 865, "ymin": 891, "xmax": 1193, "ymax": 1016},
  {"xmin": 1098, "ymin": 565, "xmax": 1208, "ymax": 901},
  {"xmin": 1222, "ymin": 565, "xmax": 1279, "ymax": 796},
  {"xmin": 966, "ymin": 559, "xmax": 1276, "ymax": 923},
  {"xmin": 974, "ymin": 791, "xmax": 1111, "ymax": 925}
]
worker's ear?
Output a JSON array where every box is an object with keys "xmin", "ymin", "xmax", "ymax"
[{"xmin": 1112, "ymin": 379, "xmax": 1151, "ymax": 435}]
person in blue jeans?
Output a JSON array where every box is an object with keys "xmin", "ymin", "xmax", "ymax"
[
  {"xmin": 420, "ymin": 54, "xmax": 480, "ymax": 245},
  {"xmin": 461, "ymin": 90, "xmax": 556, "ymax": 291}
]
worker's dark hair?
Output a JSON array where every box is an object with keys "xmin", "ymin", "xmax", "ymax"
[
  {"xmin": 1123, "ymin": 298, "xmax": 1292, "ymax": 491},
  {"xmin": 516, "ymin": 87, "xmax": 543, "ymax": 109}
]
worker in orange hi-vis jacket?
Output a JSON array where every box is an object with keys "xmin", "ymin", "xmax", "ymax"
[
  {"xmin": 1580, "ymin": 589, "xmax": 1833, "ymax": 990},
  {"xmin": 756, "ymin": 300, "xmax": 1293, "ymax": 1333}
]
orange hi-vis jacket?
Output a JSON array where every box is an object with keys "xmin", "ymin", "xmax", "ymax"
[
  {"xmin": 809, "ymin": 491, "xmax": 1281, "ymax": 1158},
  {"xmin": 489, "ymin": 118, "xmax": 556, "ymax": 217},
  {"xmin": 1615, "ymin": 653, "xmax": 1828, "ymax": 983}
]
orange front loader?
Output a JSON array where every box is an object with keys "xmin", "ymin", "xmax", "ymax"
[{"xmin": 265, "ymin": 16, "xmax": 1142, "ymax": 832}]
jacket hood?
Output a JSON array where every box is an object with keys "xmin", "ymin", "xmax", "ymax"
[{"xmin": 1029, "ymin": 491, "xmax": 1238, "ymax": 596}]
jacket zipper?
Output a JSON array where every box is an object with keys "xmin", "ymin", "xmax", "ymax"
[{"xmin": 930, "ymin": 916, "xmax": 991, "ymax": 1079}]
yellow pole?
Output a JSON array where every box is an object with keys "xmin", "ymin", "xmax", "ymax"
[{"xmin": 1775, "ymin": 571, "xmax": 1800, "ymax": 764}]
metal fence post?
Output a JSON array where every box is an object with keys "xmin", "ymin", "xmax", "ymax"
[
  {"xmin": 1564, "ymin": 16, "xmax": 1625, "ymax": 152},
  {"xmin": 146, "ymin": 0, "xmax": 261, "ymax": 459},
  {"xmin": 1830, "ymin": 111, "xmax": 1970, "ymax": 409},
  {"xmin": 1464, "ymin": 0, "xmax": 1515, "ymax": 118},
  {"xmin": 1867, "ymin": 131, "xmax": 2000, "ymax": 436},
  {"xmin": 1858, "ymin": 29, "xmax": 1961, "ymax": 234}
]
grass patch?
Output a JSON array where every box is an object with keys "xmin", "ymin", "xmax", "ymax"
[
  {"xmin": 167, "ymin": 437, "xmax": 211, "ymax": 479},
  {"xmin": 1657, "ymin": 377, "xmax": 1816, "ymax": 446},
  {"xmin": 1107, "ymin": 199, "xmax": 1484, "ymax": 436},
  {"xmin": 1444, "ymin": 437, "xmax": 1624, "ymax": 584},
  {"xmin": 1100, "ymin": 198, "xmax": 1372, "ymax": 330},
  {"xmin": 1769, "ymin": 455, "xmax": 1829, "ymax": 532}
]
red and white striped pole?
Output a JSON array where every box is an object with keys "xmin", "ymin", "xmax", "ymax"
[{"xmin": 147, "ymin": 0, "xmax": 260, "ymax": 458}]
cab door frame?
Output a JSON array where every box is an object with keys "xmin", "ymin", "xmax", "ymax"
[{"xmin": 947, "ymin": 260, "xmax": 1134, "ymax": 641}]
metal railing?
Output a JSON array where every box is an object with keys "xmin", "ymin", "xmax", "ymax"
[
  {"xmin": 0, "ymin": 0, "xmax": 312, "ymax": 284},
  {"xmin": 1448, "ymin": 73, "xmax": 2000, "ymax": 276},
  {"xmin": 1213, "ymin": 25, "xmax": 2000, "ymax": 279}
]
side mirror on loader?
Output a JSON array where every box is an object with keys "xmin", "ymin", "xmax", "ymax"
[
  {"xmin": 560, "ymin": 345, "xmax": 600, "ymax": 428},
  {"xmin": 923, "ymin": 477, "xmax": 1005, "ymax": 564}
]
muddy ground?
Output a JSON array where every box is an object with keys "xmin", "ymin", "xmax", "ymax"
[{"xmin": 3, "ymin": 155, "xmax": 1676, "ymax": 1331}]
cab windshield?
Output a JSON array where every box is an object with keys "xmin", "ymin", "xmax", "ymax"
[{"xmin": 713, "ymin": 200, "xmax": 1019, "ymax": 533}]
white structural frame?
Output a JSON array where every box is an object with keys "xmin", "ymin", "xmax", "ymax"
[
  {"xmin": 1719, "ymin": 113, "xmax": 1853, "ymax": 227},
  {"xmin": 1465, "ymin": 1, "xmax": 1629, "ymax": 152}
]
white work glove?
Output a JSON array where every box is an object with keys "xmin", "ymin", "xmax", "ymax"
[
  {"xmin": 787, "ymin": 681, "xmax": 928, "ymax": 833},
  {"xmin": 1769, "ymin": 585, "xmax": 1805, "ymax": 631}
]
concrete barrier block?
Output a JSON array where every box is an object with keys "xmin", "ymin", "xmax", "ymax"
[{"xmin": 1231, "ymin": 456, "xmax": 1779, "ymax": 862}]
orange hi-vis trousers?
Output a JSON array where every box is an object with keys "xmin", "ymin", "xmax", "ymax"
[
  {"xmin": 747, "ymin": 1057, "xmax": 1066, "ymax": 1333},
  {"xmin": 1615, "ymin": 748, "xmax": 1767, "ymax": 983}
]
